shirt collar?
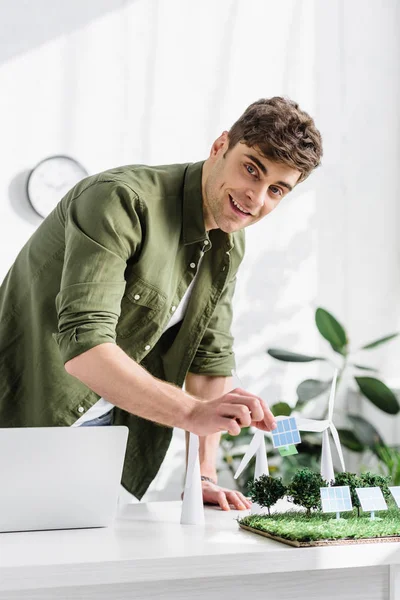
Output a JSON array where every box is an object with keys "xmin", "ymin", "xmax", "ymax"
[
  {"xmin": 182, "ymin": 161, "xmax": 208, "ymax": 246},
  {"xmin": 182, "ymin": 160, "xmax": 235, "ymax": 251}
]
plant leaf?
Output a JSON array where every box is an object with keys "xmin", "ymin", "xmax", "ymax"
[
  {"xmin": 347, "ymin": 414, "xmax": 383, "ymax": 446},
  {"xmin": 315, "ymin": 307, "xmax": 348, "ymax": 354},
  {"xmin": 270, "ymin": 402, "xmax": 292, "ymax": 417},
  {"xmin": 374, "ymin": 445, "xmax": 400, "ymax": 484},
  {"xmin": 267, "ymin": 348, "xmax": 325, "ymax": 363},
  {"xmin": 297, "ymin": 379, "xmax": 331, "ymax": 402},
  {"xmin": 355, "ymin": 376, "xmax": 400, "ymax": 415},
  {"xmin": 361, "ymin": 333, "xmax": 399, "ymax": 350},
  {"xmin": 337, "ymin": 428, "xmax": 364, "ymax": 452},
  {"xmin": 351, "ymin": 364, "xmax": 377, "ymax": 372}
]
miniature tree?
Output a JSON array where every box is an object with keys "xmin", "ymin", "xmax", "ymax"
[
  {"xmin": 248, "ymin": 475, "xmax": 286, "ymax": 516},
  {"xmin": 287, "ymin": 468, "xmax": 326, "ymax": 514},
  {"xmin": 332, "ymin": 472, "xmax": 363, "ymax": 516},
  {"xmin": 360, "ymin": 472, "xmax": 391, "ymax": 501}
]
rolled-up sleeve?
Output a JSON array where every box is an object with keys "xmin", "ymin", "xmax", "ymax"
[
  {"xmin": 53, "ymin": 180, "xmax": 141, "ymax": 363},
  {"xmin": 188, "ymin": 274, "xmax": 238, "ymax": 377}
]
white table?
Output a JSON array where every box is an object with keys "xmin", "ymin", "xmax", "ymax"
[{"xmin": 1, "ymin": 500, "xmax": 400, "ymax": 600}]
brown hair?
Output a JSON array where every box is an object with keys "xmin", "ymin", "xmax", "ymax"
[{"xmin": 228, "ymin": 97, "xmax": 323, "ymax": 183}]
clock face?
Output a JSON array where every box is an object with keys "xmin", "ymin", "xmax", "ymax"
[{"xmin": 27, "ymin": 155, "xmax": 88, "ymax": 218}]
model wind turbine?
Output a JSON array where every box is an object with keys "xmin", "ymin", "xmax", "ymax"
[
  {"xmin": 296, "ymin": 369, "xmax": 346, "ymax": 484},
  {"xmin": 230, "ymin": 369, "xmax": 270, "ymax": 513},
  {"xmin": 234, "ymin": 429, "xmax": 269, "ymax": 513},
  {"xmin": 180, "ymin": 433, "xmax": 205, "ymax": 525}
]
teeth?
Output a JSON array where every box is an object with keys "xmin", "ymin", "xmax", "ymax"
[{"xmin": 231, "ymin": 196, "xmax": 250, "ymax": 214}]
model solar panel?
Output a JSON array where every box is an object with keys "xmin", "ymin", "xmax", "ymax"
[
  {"xmin": 356, "ymin": 487, "xmax": 388, "ymax": 512},
  {"xmin": 271, "ymin": 417, "xmax": 301, "ymax": 449},
  {"xmin": 389, "ymin": 487, "xmax": 400, "ymax": 508},
  {"xmin": 320, "ymin": 486, "xmax": 352, "ymax": 513}
]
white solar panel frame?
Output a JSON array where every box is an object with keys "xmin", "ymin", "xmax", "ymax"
[
  {"xmin": 389, "ymin": 486, "xmax": 400, "ymax": 507},
  {"xmin": 356, "ymin": 487, "xmax": 388, "ymax": 512},
  {"xmin": 271, "ymin": 417, "xmax": 301, "ymax": 449},
  {"xmin": 320, "ymin": 486, "xmax": 352, "ymax": 514}
]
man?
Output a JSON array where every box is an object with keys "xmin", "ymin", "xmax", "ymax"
[{"xmin": 0, "ymin": 97, "xmax": 322, "ymax": 510}]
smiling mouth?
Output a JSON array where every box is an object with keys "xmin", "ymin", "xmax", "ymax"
[{"xmin": 229, "ymin": 194, "xmax": 252, "ymax": 217}]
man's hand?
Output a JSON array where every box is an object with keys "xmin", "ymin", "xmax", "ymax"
[
  {"xmin": 186, "ymin": 387, "xmax": 276, "ymax": 436},
  {"xmin": 201, "ymin": 478, "xmax": 252, "ymax": 511}
]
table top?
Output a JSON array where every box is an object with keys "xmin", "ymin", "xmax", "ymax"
[{"xmin": 2, "ymin": 500, "xmax": 400, "ymax": 592}]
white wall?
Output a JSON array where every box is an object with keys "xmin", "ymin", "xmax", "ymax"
[{"xmin": 1, "ymin": 0, "xmax": 399, "ymax": 497}]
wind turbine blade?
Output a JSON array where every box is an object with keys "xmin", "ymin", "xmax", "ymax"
[
  {"xmin": 330, "ymin": 423, "xmax": 346, "ymax": 472},
  {"xmin": 255, "ymin": 433, "xmax": 269, "ymax": 479},
  {"xmin": 296, "ymin": 417, "xmax": 329, "ymax": 433},
  {"xmin": 321, "ymin": 428, "xmax": 335, "ymax": 484},
  {"xmin": 328, "ymin": 369, "xmax": 339, "ymax": 422},
  {"xmin": 234, "ymin": 430, "xmax": 262, "ymax": 479}
]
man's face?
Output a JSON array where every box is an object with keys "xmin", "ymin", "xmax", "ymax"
[{"xmin": 202, "ymin": 132, "xmax": 301, "ymax": 232}]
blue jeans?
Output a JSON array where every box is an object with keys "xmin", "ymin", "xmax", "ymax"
[{"xmin": 79, "ymin": 409, "xmax": 114, "ymax": 427}]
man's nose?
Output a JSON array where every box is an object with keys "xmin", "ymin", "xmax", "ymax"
[{"xmin": 246, "ymin": 186, "xmax": 265, "ymax": 208}]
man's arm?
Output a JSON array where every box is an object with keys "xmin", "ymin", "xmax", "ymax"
[
  {"xmin": 185, "ymin": 372, "xmax": 252, "ymax": 511},
  {"xmin": 66, "ymin": 343, "xmax": 196, "ymax": 430},
  {"xmin": 65, "ymin": 342, "xmax": 275, "ymax": 436}
]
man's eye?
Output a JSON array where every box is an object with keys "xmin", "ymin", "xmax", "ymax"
[
  {"xmin": 270, "ymin": 186, "xmax": 282, "ymax": 197},
  {"xmin": 245, "ymin": 164, "xmax": 257, "ymax": 177}
]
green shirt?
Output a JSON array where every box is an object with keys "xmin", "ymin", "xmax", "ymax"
[{"xmin": 0, "ymin": 161, "xmax": 245, "ymax": 498}]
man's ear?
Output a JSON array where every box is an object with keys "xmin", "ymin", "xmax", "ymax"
[{"xmin": 209, "ymin": 130, "xmax": 229, "ymax": 157}]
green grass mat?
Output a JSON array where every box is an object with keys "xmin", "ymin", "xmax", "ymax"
[{"xmin": 238, "ymin": 507, "xmax": 400, "ymax": 543}]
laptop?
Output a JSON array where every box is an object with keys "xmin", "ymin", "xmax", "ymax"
[{"xmin": 0, "ymin": 426, "xmax": 128, "ymax": 533}]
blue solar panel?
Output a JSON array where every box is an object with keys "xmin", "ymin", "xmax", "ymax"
[
  {"xmin": 320, "ymin": 486, "xmax": 352, "ymax": 513},
  {"xmin": 356, "ymin": 487, "xmax": 388, "ymax": 512},
  {"xmin": 271, "ymin": 417, "xmax": 301, "ymax": 449},
  {"xmin": 389, "ymin": 486, "xmax": 400, "ymax": 508}
]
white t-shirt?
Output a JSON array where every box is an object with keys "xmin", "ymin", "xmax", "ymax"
[{"xmin": 73, "ymin": 255, "xmax": 204, "ymax": 426}]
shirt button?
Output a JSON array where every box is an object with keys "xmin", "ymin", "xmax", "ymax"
[
  {"xmin": 171, "ymin": 305, "xmax": 176, "ymax": 312},
  {"xmin": 134, "ymin": 294, "xmax": 140, "ymax": 300},
  {"xmin": 78, "ymin": 406, "xmax": 85, "ymax": 414},
  {"xmin": 190, "ymin": 262, "xmax": 196, "ymax": 268},
  {"xmin": 145, "ymin": 344, "xmax": 151, "ymax": 351}
]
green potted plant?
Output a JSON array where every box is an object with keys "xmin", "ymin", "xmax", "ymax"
[{"xmin": 267, "ymin": 307, "xmax": 399, "ymax": 460}]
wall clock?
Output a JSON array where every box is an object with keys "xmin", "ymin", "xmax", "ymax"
[{"xmin": 26, "ymin": 155, "xmax": 88, "ymax": 218}]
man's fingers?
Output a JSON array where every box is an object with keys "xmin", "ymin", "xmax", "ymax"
[
  {"xmin": 259, "ymin": 398, "xmax": 277, "ymax": 430},
  {"xmin": 225, "ymin": 390, "xmax": 269, "ymax": 424},
  {"xmin": 224, "ymin": 418, "xmax": 241, "ymax": 436},
  {"xmin": 201, "ymin": 482, "xmax": 252, "ymax": 512},
  {"xmin": 217, "ymin": 415, "xmax": 241, "ymax": 436},
  {"xmin": 238, "ymin": 492, "xmax": 252, "ymax": 508},
  {"xmin": 219, "ymin": 403, "xmax": 252, "ymax": 429},
  {"xmin": 216, "ymin": 491, "xmax": 230, "ymax": 511},
  {"xmin": 216, "ymin": 491, "xmax": 249, "ymax": 511},
  {"xmin": 226, "ymin": 491, "xmax": 251, "ymax": 510},
  {"xmin": 225, "ymin": 395, "xmax": 263, "ymax": 422},
  {"xmin": 251, "ymin": 420, "xmax": 271, "ymax": 432},
  {"xmin": 230, "ymin": 387, "xmax": 258, "ymax": 398},
  {"xmin": 195, "ymin": 389, "xmax": 276, "ymax": 437}
]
